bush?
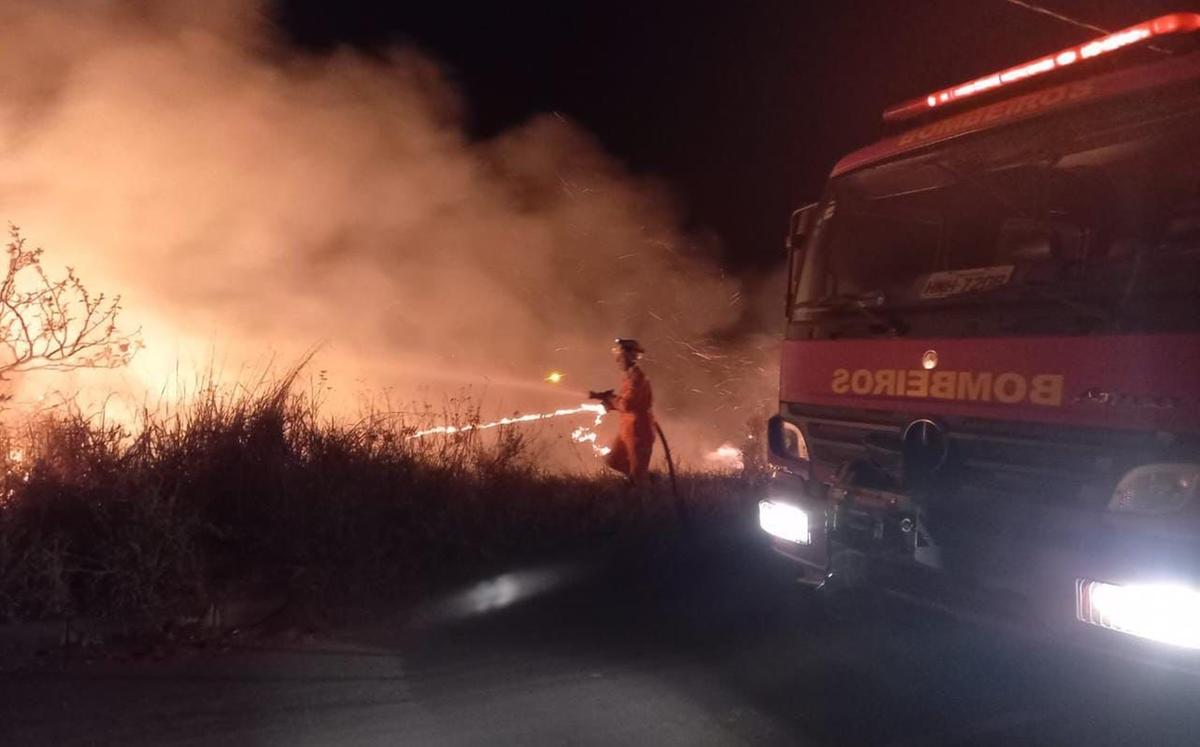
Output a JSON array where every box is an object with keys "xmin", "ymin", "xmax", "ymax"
[{"xmin": 0, "ymin": 371, "xmax": 752, "ymax": 623}]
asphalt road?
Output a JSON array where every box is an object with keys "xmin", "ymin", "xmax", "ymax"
[{"xmin": 4, "ymin": 518, "xmax": 1200, "ymax": 746}]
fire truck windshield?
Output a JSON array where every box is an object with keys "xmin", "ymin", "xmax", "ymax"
[{"xmin": 791, "ymin": 97, "xmax": 1200, "ymax": 338}]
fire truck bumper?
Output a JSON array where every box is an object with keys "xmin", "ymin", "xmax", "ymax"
[
  {"xmin": 838, "ymin": 501, "xmax": 1200, "ymax": 672},
  {"xmin": 761, "ymin": 478, "xmax": 1200, "ymax": 672},
  {"xmin": 868, "ymin": 540, "xmax": 1200, "ymax": 677}
]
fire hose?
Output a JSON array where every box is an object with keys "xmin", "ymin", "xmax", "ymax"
[{"xmin": 654, "ymin": 420, "xmax": 685, "ymax": 522}]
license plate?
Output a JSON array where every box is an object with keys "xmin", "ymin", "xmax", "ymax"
[{"xmin": 919, "ymin": 265, "xmax": 1014, "ymax": 299}]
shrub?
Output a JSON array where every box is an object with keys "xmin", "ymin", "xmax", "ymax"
[{"xmin": 0, "ymin": 371, "xmax": 751, "ymax": 623}]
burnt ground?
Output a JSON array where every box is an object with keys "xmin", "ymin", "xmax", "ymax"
[{"xmin": 3, "ymin": 513, "xmax": 1200, "ymax": 746}]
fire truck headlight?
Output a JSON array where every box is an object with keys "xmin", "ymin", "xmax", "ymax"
[
  {"xmin": 759, "ymin": 500, "xmax": 810, "ymax": 544},
  {"xmin": 1108, "ymin": 464, "xmax": 1200, "ymax": 515},
  {"xmin": 768, "ymin": 417, "xmax": 809, "ymax": 463},
  {"xmin": 1078, "ymin": 580, "xmax": 1200, "ymax": 649}
]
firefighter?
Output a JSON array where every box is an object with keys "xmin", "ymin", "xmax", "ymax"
[{"xmin": 592, "ymin": 338, "xmax": 655, "ymax": 484}]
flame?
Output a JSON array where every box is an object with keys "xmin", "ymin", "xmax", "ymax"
[
  {"xmin": 408, "ymin": 402, "xmax": 607, "ymax": 442},
  {"xmin": 704, "ymin": 443, "xmax": 743, "ymax": 470},
  {"xmin": 3, "ymin": 448, "xmax": 30, "ymax": 505},
  {"xmin": 545, "ymin": 371, "xmax": 565, "ymax": 384},
  {"xmin": 569, "ymin": 402, "xmax": 610, "ymax": 457}
]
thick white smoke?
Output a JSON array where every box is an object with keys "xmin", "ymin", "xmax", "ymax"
[{"xmin": 0, "ymin": 1, "xmax": 778, "ymax": 467}]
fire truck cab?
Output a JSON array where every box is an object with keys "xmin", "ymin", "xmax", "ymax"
[{"xmin": 763, "ymin": 14, "xmax": 1200, "ymax": 658}]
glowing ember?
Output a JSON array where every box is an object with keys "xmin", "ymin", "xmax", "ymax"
[
  {"xmin": 545, "ymin": 371, "xmax": 565, "ymax": 384},
  {"xmin": 4, "ymin": 447, "xmax": 30, "ymax": 499},
  {"xmin": 704, "ymin": 443, "xmax": 744, "ymax": 471},
  {"xmin": 408, "ymin": 402, "xmax": 607, "ymax": 442}
]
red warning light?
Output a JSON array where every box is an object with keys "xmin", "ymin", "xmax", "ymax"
[{"xmin": 884, "ymin": 13, "xmax": 1200, "ymax": 123}]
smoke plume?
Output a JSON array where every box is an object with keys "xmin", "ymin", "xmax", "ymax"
[{"xmin": 0, "ymin": 1, "xmax": 779, "ymax": 467}]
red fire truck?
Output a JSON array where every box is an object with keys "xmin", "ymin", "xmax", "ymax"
[{"xmin": 761, "ymin": 13, "xmax": 1200, "ymax": 656}]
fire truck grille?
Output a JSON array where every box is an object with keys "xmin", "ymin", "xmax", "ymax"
[{"xmin": 790, "ymin": 404, "xmax": 1159, "ymax": 508}]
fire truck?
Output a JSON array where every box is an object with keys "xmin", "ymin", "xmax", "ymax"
[{"xmin": 761, "ymin": 13, "xmax": 1200, "ymax": 656}]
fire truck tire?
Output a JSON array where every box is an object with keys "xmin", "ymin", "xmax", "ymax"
[{"xmin": 814, "ymin": 548, "xmax": 883, "ymax": 625}]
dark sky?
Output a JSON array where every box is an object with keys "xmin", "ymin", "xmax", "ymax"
[{"xmin": 276, "ymin": 0, "xmax": 1195, "ymax": 273}]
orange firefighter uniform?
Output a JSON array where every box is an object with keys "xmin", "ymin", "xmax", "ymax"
[{"xmin": 603, "ymin": 364, "xmax": 655, "ymax": 482}]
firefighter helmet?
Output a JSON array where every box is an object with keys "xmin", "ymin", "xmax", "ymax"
[{"xmin": 613, "ymin": 338, "xmax": 645, "ymax": 357}]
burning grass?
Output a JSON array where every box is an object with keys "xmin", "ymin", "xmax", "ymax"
[{"xmin": 0, "ymin": 369, "xmax": 756, "ymax": 625}]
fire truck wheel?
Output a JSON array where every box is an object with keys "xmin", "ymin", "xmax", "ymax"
[{"xmin": 814, "ymin": 548, "xmax": 882, "ymax": 625}]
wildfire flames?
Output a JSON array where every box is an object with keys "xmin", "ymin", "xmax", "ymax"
[
  {"xmin": 407, "ymin": 370, "xmax": 611, "ymax": 455},
  {"xmin": 570, "ymin": 424, "xmax": 612, "ymax": 457},
  {"xmin": 407, "ymin": 402, "xmax": 608, "ymax": 455},
  {"xmin": 704, "ymin": 443, "xmax": 744, "ymax": 470}
]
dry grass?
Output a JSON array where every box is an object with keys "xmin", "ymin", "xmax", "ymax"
[{"xmin": 0, "ymin": 369, "xmax": 755, "ymax": 624}]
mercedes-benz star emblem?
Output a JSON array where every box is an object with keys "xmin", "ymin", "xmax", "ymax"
[
  {"xmin": 921, "ymin": 349, "xmax": 938, "ymax": 370},
  {"xmin": 902, "ymin": 418, "xmax": 948, "ymax": 483}
]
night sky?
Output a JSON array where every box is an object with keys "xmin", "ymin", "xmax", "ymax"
[{"xmin": 277, "ymin": 0, "xmax": 1194, "ymax": 274}]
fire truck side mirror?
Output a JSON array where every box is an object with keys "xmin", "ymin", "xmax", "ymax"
[
  {"xmin": 788, "ymin": 204, "xmax": 819, "ymax": 251},
  {"xmin": 786, "ymin": 203, "xmax": 819, "ymax": 316}
]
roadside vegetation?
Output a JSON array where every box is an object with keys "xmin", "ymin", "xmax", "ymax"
[
  {"xmin": 0, "ymin": 368, "xmax": 755, "ymax": 626},
  {"xmin": 0, "ymin": 228, "xmax": 757, "ymax": 633}
]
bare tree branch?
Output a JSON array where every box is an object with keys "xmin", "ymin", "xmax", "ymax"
[{"xmin": 0, "ymin": 225, "xmax": 142, "ymax": 385}]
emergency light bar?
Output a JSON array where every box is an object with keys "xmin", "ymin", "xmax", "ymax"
[{"xmin": 884, "ymin": 12, "xmax": 1200, "ymax": 123}]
